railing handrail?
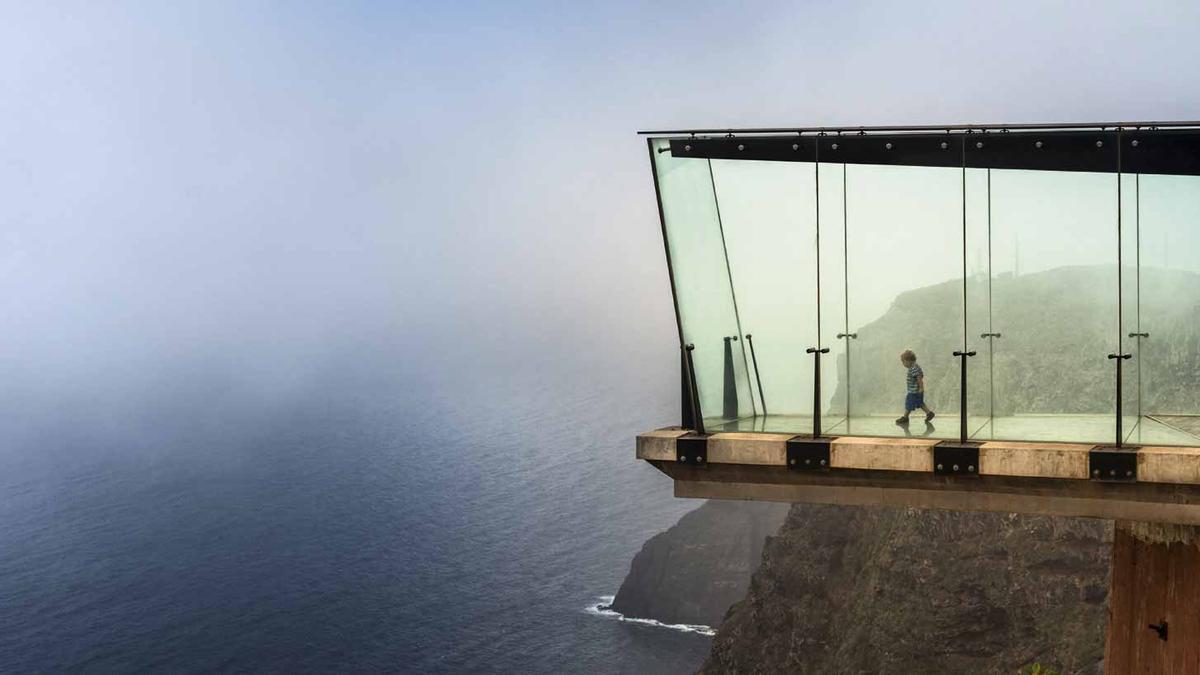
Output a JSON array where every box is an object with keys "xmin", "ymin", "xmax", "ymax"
[{"xmin": 638, "ymin": 120, "xmax": 1200, "ymax": 137}]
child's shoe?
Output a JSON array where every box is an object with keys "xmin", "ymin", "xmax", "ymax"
[
  {"xmin": 925, "ymin": 411, "xmax": 935, "ymax": 422},
  {"xmin": 895, "ymin": 416, "xmax": 910, "ymax": 426}
]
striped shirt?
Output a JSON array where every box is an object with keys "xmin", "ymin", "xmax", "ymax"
[{"xmin": 906, "ymin": 364, "xmax": 923, "ymax": 393}]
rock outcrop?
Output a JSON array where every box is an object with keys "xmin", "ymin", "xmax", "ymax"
[
  {"xmin": 702, "ymin": 504, "xmax": 1111, "ymax": 674},
  {"xmin": 610, "ymin": 500, "xmax": 789, "ymax": 627}
]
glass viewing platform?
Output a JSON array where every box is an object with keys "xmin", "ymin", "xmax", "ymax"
[{"xmin": 645, "ymin": 123, "xmax": 1200, "ymax": 449}]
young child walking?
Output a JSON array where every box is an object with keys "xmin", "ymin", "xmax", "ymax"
[{"xmin": 896, "ymin": 349, "xmax": 935, "ymax": 426}]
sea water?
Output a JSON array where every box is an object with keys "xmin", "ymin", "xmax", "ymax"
[{"xmin": 0, "ymin": 357, "xmax": 710, "ymax": 673}]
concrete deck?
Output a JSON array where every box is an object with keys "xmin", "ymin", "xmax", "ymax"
[{"xmin": 637, "ymin": 428, "xmax": 1200, "ymax": 525}]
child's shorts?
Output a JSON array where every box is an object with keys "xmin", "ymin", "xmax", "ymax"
[{"xmin": 905, "ymin": 392, "xmax": 925, "ymax": 411}]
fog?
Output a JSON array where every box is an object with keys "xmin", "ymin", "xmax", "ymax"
[{"xmin": 3, "ymin": 1, "xmax": 1200, "ymax": 454}]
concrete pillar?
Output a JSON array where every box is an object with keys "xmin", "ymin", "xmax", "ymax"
[{"xmin": 1104, "ymin": 521, "xmax": 1200, "ymax": 673}]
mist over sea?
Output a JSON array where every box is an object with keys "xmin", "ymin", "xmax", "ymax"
[{"xmin": 0, "ymin": 349, "xmax": 709, "ymax": 673}]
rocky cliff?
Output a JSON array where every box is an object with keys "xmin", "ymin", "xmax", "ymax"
[
  {"xmin": 609, "ymin": 500, "xmax": 789, "ymax": 627},
  {"xmin": 702, "ymin": 504, "xmax": 1111, "ymax": 674}
]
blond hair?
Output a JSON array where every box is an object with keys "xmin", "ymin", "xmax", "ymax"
[{"xmin": 900, "ymin": 349, "xmax": 916, "ymax": 363}]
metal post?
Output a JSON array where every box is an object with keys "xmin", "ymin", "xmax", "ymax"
[
  {"xmin": 681, "ymin": 348, "xmax": 694, "ymax": 430},
  {"xmin": 746, "ymin": 334, "xmax": 767, "ymax": 416},
  {"xmin": 806, "ymin": 347, "xmax": 830, "ymax": 437},
  {"xmin": 684, "ymin": 344, "xmax": 705, "ymax": 435},
  {"xmin": 1109, "ymin": 352, "xmax": 1132, "ymax": 447},
  {"xmin": 722, "ymin": 336, "xmax": 739, "ymax": 420},
  {"xmin": 952, "ymin": 350, "xmax": 977, "ymax": 443}
]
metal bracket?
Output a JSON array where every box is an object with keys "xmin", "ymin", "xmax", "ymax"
[
  {"xmin": 1090, "ymin": 446, "xmax": 1138, "ymax": 481},
  {"xmin": 786, "ymin": 436, "xmax": 831, "ymax": 471},
  {"xmin": 934, "ymin": 442, "xmax": 980, "ymax": 476},
  {"xmin": 676, "ymin": 433, "xmax": 708, "ymax": 467}
]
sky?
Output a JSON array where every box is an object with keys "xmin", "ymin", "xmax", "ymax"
[{"xmin": 2, "ymin": 1, "xmax": 1200, "ymax": 437}]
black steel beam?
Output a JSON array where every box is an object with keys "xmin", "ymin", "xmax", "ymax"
[
  {"xmin": 817, "ymin": 133, "xmax": 963, "ymax": 169},
  {"xmin": 668, "ymin": 129, "xmax": 1200, "ymax": 176},
  {"xmin": 1122, "ymin": 129, "xmax": 1200, "ymax": 176},
  {"xmin": 669, "ymin": 136, "xmax": 816, "ymax": 162}
]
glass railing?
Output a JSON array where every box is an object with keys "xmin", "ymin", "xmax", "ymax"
[{"xmin": 647, "ymin": 125, "xmax": 1200, "ymax": 446}]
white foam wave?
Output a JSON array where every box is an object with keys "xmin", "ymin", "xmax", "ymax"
[{"xmin": 583, "ymin": 595, "xmax": 716, "ymax": 636}]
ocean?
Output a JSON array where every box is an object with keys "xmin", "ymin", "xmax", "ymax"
[{"xmin": 0, "ymin": 354, "xmax": 711, "ymax": 673}]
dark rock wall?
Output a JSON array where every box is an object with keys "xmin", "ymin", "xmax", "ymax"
[
  {"xmin": 609, "ymin": 500, "xmax": 789, "ymax": 627},
  {"xmin": 702, "ymin": 504, "xmax": 1111, "ymax": 674}
]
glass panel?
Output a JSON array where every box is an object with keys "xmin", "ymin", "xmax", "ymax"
[
  {"xmin": 975, "ymin": 165, "xmax": 1118, "ymax": 444},
  {"xmin": 649, "ymin": 129, "xmax": 1200, "ymax": 447},
  {"xmin": 1120, "ymin": 170, "xmax": 1140, "ymax": 442},
  {"xmin": 964, "ymin": 166, "xmax": 994, "ymax": 438},
  {"xmin": 818, "ymin": 161, "xmax": 848, "ymax": 435},
  {"xmin": 1128, "ymin": 169, "xmax": 1200, "ymax": 445},
  {"xmin": 712, "ymin": 158, "xmax": 817, "ymax": 431},
  {"xmin": 844, "ymin": 163, "xmax": 963, "ymax": 439},
  {"xmin": 651, "ymin": 140, "xmax": 755, "ymax": 429}
]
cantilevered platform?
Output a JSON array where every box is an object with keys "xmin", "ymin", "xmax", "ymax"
[
  {"xmin": 639, "ymin": 120, "xmax": 1200, "ymax": 667},
  {"xmin": 638, "ymin": 428, "xmax": 1200, "ymax": 525},
  {"xmin": 705, "ymin": 413, "xmax": 1200, "ymax": 446}
]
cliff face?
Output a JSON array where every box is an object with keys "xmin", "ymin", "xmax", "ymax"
[
  {"xmin": 609, "ymin": 500, "xmax": 789, "ymax": 627},
  {"xmin": 702, "ymin": 504, "xmax": 1111, "ymax": 674}
]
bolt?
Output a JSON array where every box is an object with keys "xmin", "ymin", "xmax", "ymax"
[
  {"xmin": 790, "ymin": 458, "xmax": 797, "ymax": 465},
  {"xmin": 1035, "ymin": 141, "xmax": 1043, "ymax": 148},
  {"xmin": 831, "ymin": 143, "xmax": 839, "ymax": 150},
  {"xmin": 678, "ymin": 455, "xmax": 685, "ymax": 462},
  {"xmin": 953, "ymin": 464, "xmax": 960, "ymax": 472},
  {"xmin": 805, "ymin": 458, "xmax": 811, "ymax": 465},
  {"xmin": 1097, "ymin": 140, "xmax": 1104, "ymax": 148},
  {"xmin": 1132, "ymin": 139, "xmax": 1140, "ymax": 147},
  {"xmin": 1127, "ymin": 470, "xmax": 1133, "ymax": 477},
  {"xmin": 684, "ymin": 145, "xmax": 691, "ymax": 152},
  {"xmin": 885, "ymin": 142, "xmax": 893, "ymax": 150},
  {"xmin": 937, "ymin": 463, "xmax": 944, "ymax": 471},
  {"xmin": 968, "ymin": 465, "xmax": 975, "ymax": 472},
  {"xmin": 792, "ymin": 143, "xmax": 799, "ymax": 151},
  {"xmin": 737, "ymin": 144, "xmax": 745, "ymax": 151},
  {"xmin": 820, "ymin": 459, "xmax": 827, "ymax": 466},
  {"xmin": 940, "ymin": 141, "xmax": 948, "ymax": 149},
  {"xmin": 1093, "ymin": 469, "xmax": 1101, "ymax": 476},
  {"xmin": 1110, "ymin": 469, "xmax": 1117, "ymax": 476},
  {"xmin": 976, "ymin": 141, "xmax": 983, "ymax": 149}
]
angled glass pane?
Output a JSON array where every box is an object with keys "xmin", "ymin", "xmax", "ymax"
[
  {"xmin": 843, "ymin": 163, "xmax": 963, "ymax": 439},
  {"xmin": 712, "ymin": 158, "xmax": 818, "ymax": 433},
  {"xmin": 651, "ymin": 140, "xmax": 755, "ymax": 429}
]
